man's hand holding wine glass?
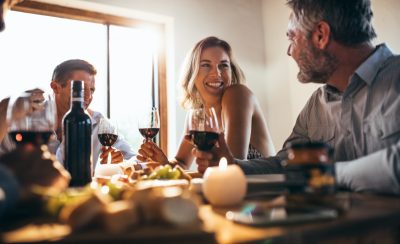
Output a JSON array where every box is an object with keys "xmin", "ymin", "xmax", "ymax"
[
  {"xmin": 97, "ymin": 118, "xmax": 123, "ymax": 164},
  {"xmin": 99, "ymin": 146, "xmax": 124, "ymax": 164}
]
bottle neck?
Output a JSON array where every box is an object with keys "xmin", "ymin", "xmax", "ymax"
[
  {"xmin": 71, "ymin": 97, "xmax": 84, "ymax": 110},
  {"xmin": 70, "ymin": 80, "xmax": 85, "ymax": 110},
  {"xmin": 71, "ymin": 86, "xmax": 84, "ymax": 110}
]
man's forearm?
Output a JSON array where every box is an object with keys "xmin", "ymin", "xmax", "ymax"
[
  {"xmin": 335, "ymin": 146, "xmax": 400, "ymax": 195},
  {"xmin": 235, "ymin": 156, "xmax": 283, "ymax": 175}
]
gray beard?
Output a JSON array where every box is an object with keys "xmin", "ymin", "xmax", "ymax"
[{"xmin": 297, "ymin": 45, "xmax": 338, "ymax": 84}]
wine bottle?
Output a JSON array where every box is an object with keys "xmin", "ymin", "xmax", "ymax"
[{"xmin": 63, "ymin": 80, "xmax": 92, "ymax": 186}]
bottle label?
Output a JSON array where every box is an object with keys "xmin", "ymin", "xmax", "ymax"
[{"xmin": 72, "ymin": 97, "xmax": 84, "ymax": 102}]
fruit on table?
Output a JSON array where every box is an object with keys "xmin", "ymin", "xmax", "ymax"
[{"xmin": 148, "ymin": 165, "xmax": 181, "ymax": 180}]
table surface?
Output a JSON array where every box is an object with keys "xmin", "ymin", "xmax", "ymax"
[
  {"xmin": 200, "ymin": 193, "xmax": 400, "ymax": 243},
  {"xmin": 1, "ymin": 193, "xmax": 400, "ymax": 244}
]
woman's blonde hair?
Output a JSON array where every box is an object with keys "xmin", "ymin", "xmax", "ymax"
[{"xmin": 180, "ymin": 36, "xmax": 246, "ymax": 109}]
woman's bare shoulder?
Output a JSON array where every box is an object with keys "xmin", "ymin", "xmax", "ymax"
[
  {"xmin": 224, "ymin": 84, "xmax": 252, "ymax": 94},
  {"xmin": 222, "ymin": 84, "xmax": 256, "ymax": 114},
  {"xmin": 222, "ymin": 84, "xmax": 254, "ymax": 102}
]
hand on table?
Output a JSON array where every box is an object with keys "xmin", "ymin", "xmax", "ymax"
[
  {"xmin": 100, "ymin": 146, "xmax": 124, "ymax": 164},
  {"xmin": 192, "ymin": 133, "xmax": 234, "ymax": 174}
]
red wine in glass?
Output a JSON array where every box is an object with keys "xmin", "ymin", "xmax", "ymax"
[
  {"xmin": 98, "ymin": 133, "xmax": 118, "ymax": 147},
  {"xmin": 189, "ymin": 130, "xmax": 218, "ymax": 151},
  {"xmin": 188, "ymin": 107, "xmax": 220, "ymax": 151},
  {"xmin": 97, "ymin": 118, "xmax": 118, "ymax": 148},
  {"xmin": 138, "ymin": 107, "xmax": 160, "ymax": 142},
  {"xmin": 6, "ymin": 89, "xmax": 57, "ymax": 148},
  {"xmin": 139, "ymin": 128, "xmax": 159, "ymax": 140},
  {"xmin": 9, "ymin": 130, "xmax": 53, "ymax": 146}
]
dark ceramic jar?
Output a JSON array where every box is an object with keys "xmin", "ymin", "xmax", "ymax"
[{"xmin": 285, "ymin": 142, "xmax": 335, "ymax": 194}]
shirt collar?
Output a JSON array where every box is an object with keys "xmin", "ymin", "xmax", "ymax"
[
  {"xmin": 354, "ymin": 43, "xmax": 394, "ymax": 86},
  {"xmin": 324, "ymin": 84, "xmax": 342, "ymax": 102},
  {"xmin": 91, "ymin": 111, "xmax": 101, "ymax": 125}
]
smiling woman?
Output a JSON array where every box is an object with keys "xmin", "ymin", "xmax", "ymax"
[
  {"xmin": 138, "ymin": 36, "xmax": 275, "ymax": 173},
  {"xmin": 0, "ymin": 1, "xmax": 167, "ymax": 152}
]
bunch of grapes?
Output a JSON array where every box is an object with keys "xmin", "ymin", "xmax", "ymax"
[{"xmin": 147, "ymin": 164, "xmax": 181, "ymax": 180}]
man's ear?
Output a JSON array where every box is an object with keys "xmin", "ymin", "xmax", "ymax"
[
  {"xmin": 50, "ymin": 81, "xmax": 60, "ymax": 94},
  {"xmin": 311, "ymin": 21, "xmax": 331, "ymax": 50}
]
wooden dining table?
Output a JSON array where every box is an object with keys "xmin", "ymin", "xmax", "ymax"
[
  {"xmin": 200, "ymin": 192, "xmax": 400, "ymax": 243},
  {"xmin": 1, "ymin": 191, "xmax": 400, "ymax": 244}
]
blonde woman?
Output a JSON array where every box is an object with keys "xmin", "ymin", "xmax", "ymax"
[{"xmin": 138, "ymin": 36, "xmax": 275, "ymax": 173}]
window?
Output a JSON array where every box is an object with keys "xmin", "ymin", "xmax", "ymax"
[{"xmin": 1, "ymin": 1, "xmax": 168, "ymax": 152}]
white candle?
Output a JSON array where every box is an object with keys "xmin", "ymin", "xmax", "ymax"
[
  {"xmin": 94, "ymin": 152, "xmax": 124, "ymax": 177},
  {"xmin": 202, "ymin": 157, "xmax": 247, "ymax": 206}
]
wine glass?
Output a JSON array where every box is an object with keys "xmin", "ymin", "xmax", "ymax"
[
  {"xmin": 188, "ymin": 107, "xmax": 219, "ymax": 151},
  {"xmin": 138, "ymin": 107, "xmax": 160, "ymax": 142},
  {"xmin": 97, "ymin": 118, "xmax": 119, "ymax": 164},
  {"xmin": 97, "ymin": 118, "xmax": 119, "ymax": 148},
  {"xmin": 6, "ymin": 88, "xmax": 56, "ymax": 148}
]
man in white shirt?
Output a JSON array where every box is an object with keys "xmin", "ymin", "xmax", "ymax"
[{"xmin": 50, "ymin": 59, "xmax": 136, "ymax": 168}]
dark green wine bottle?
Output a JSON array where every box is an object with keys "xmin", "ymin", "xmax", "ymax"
[{"xmin": 63, "ymin": 80, "xmax": 92, "ymax": 186}]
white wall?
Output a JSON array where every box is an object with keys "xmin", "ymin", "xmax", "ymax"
[
  {"xmin": 261, "ymin": 0, "xmax": 321, "ymax": 148},
  {"xmin": 371, "ymin": 0, "xmax": 400, "ymax": 52}
]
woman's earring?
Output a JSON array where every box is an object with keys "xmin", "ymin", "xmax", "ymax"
[{"xmin": 194, "ymin": 92, "xmax": 202, "ymax": 108}]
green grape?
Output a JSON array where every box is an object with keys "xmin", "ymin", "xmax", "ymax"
[
  {"xmin": 167, "ymin": 168, "xmax": 181, "ymax": 179},
  {"xmin": 154, "ymin": 165, "xmax": 164, "ymax": 172},
  {"xmin": 156, "ymin": 165, "xmax": 170, "ymax": 178},
  {"xmin": 106, "ymin": 182, "xmax": 124, "ymax": 200},
  {"xmin": 146, "ymin": 164, "xmax": 180, "ymax": 180},
  {"xmin": 164, "ymin": 164, "xmax": 172, "ymax": 171}
]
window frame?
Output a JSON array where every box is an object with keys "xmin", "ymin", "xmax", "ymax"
[{"xmin": 12, "ymin": 0, "xmax": 169, "ymax": 153}]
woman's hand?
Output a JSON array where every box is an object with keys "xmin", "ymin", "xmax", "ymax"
[
  {"xmin": 192, "ymin": 133, "xmax": 234, "ymax": 173},
  {"xmin": 100, "ymin": 146, "xmax": 124, "ymax": 164},
  {"xmin": 137, "ymin": 140, "xmax": 169, "ymax": 165}
]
